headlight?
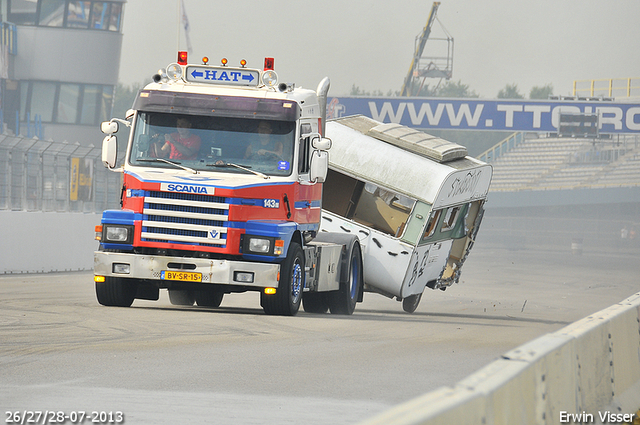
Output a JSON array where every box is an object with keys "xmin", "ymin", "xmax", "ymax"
[
  {"xmin": 249, "ymin": 237, "xmax": 271, "ymax": 253},
  {"xmin": 243, "ymin": 236, "xmax": 284, "ymax": 256},
  {"xmin": 262, "ymin": 70, "xmax": 278, "ymax": 87},
  {"xmin": 112, "ymin": 263, "xmax": 131, "ymax": 274},
  {"xmin": 103, "ymin": 225, "xmax": 133, "ymax": 243},
  {"xmin": 234, "ymin": 271, "xmax": 254, "ymax": 283},
  {"xmin": 166, "ymin": 63, "xmax": 183, "ymax": 81}
]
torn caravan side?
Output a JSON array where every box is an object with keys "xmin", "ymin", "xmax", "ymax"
[{"xmin": 321, "ymin": 115, "xmax": 492, "ymax": 313}]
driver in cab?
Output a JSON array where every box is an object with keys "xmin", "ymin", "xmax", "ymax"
[{"xmin": 155, "ymin": 117, "xmax": 201, "ymax": 160}]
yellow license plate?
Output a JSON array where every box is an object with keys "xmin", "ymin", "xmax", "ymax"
[{"xmin": 161, "ymin": 271, "xmax": 202, "ymax": 282}]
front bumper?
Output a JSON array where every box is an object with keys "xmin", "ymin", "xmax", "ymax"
[{"xmin": 94, "ymin": 251, "xmax": 280, "ymax": 288}]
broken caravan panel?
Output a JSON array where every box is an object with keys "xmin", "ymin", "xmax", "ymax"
[{"xmin": 321, "ymin": 115, "xmax": 492, "ymax": 313}]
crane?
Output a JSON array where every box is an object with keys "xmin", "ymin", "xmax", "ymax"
[{"xmin": 400, "ymin": 2, "xmax": 453, "ymax": 97}]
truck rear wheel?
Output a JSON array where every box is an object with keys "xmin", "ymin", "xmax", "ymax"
[
  {"xmin": 95, "ymin": 277, "xmax": 137, "ymax": 307},
  {"xmin": 195, "ymin": 289, "xmax": 224, "ymax": 308},
  {"xmin": 329, "ymin": 242, "xmax": 362, "ymax": 315},
  {"xmin": 168, "ymin": 289, "xmax": 195, "ymax": 306},
  {"xmin": 261, "ymin": 242, "xmax": 304, "ymax": 316},
  {"xmin": 302, "ymin": 293, "xmax": 329, "ymax": 314}
]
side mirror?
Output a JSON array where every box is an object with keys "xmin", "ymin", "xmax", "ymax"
[
  {"xmin": 101, "ymin": 121, "xmax": 119, "ymax": 134},
  {"xmin": 102, "ymin": 135, "xmax": 117, "ymax": 169},
  {"xmin": 311, "ymin": 136, "xmax": 332, "ymax": 151},
  {"xmin": 309, "ymin": 150, "xmax": 328, "ymax": 183}
]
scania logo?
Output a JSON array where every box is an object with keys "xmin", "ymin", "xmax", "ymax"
[
  {"xmin": 160, "ymin": 183, "xmax": 214, "ymax": 194},
  {"xmin": 168, "ymin": 184, "xmax": 207, "ymax": 193}
]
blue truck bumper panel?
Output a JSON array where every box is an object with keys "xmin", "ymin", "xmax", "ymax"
[{"xmin": 94, "ymin": 251, "xmax": 280, "ymax": 288}]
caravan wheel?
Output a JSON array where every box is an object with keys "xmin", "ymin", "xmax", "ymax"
[{"xmin": 402, "ymin": 293, "xmax": 422, "ymax": 313}]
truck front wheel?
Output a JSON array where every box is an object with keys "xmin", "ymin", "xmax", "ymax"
[
  {"xmin": 168, "ymin": 289, "xmax": 195, "ymax": 306},
  {"xmin": 261, "ymin": 242, "xmax": 304, "ymax": 316},
  {"xmin": 195, "ymin": 289, "xmax": 224, "ymax": 308},
  {"xmin": 95, "ymin": 277, "xmax": 137, "ymax": 307}
]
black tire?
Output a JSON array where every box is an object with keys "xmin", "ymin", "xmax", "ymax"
[
  {"xmin": 168, "ymin": 289, "xmax": 195, "ymax": 306},
  {"xmin": 261, "ymin": 242, "xmax": 304, "ymax": 316},
  {"xmin": 302, "ymin": 292, "xmax": 329, "ymax": 314},
  {"xmin": 402, "ymin": 293, "xmax": 422, "ymax": 314},
  {"xmin": 95, "ymin": 276, "xmax": 137, "ymax": 307},
  {"xmin": 195, "ymin": 289, "xmax": 224, "ymax": 308},
  {"xmin": 329, "ymin": 242, "xmax": 362, "ymax": 315}
]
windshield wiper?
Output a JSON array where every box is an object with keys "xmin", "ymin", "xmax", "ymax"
[
  {"xmin": 137, "ymin": 158, "xmax": 199, "ymax": 174},
  {"xmin": 207, "ymin": 162, "xmax": 270, "ymax": 179}
]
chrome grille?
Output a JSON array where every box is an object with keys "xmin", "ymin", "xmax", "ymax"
[{"xmin": 141, "ymin": 190, "xmax": 229, "ymax": 247}]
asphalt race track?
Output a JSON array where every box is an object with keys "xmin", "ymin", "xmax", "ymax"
[{"xmin": 1, "ymin": 246, "xmax": 638, "ymax": 425}]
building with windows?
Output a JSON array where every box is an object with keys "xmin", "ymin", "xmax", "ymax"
[{"xmin": 1, "ymin": 0, "xmax": 125, "ymax": 145}]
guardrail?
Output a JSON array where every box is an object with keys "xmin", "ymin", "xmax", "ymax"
[
  {"xmin": 0, "ymin": 134, "xmax": 122, "ymax": 213},
  {"xmin": 0, "ymin": 210, "xmax": 99, "ymax": 273},
  {"xmin": 573, "ymin": 78, "xmax": 640, "ymax": 98},
  {"xmin": 478, "ymin": 132, "xmax": 524, "ymax": 163},
  {"xmin": 358, "ymin": 292, "xmax": 640, "ymax": 425}
]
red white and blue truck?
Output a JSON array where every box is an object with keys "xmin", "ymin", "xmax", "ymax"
[
  {"xmin": 94, "ymin": 53, "xmax": 362, "ymax": 316},
  {"xmin": 94, "ymin": 52, "xmax": 491, "ymax": 315}
]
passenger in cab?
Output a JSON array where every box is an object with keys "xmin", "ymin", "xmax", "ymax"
[{"xmin": 245, "ymin": 121, "xmax": 283, "ymax": 159}]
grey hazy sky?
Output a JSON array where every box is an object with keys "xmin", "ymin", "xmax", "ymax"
[{"xmin": 118, "ymin": 0, "xmax": 640, "ymax": 99}]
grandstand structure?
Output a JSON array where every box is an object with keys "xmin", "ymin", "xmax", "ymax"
[
  {"xmin": 477, "ymin": 130, "xmax": 640, "ymax": 254},
  {"xmin": 484, "ymin": 132, "xmax": 640, "ymax": 192},
  {"xmin": 481, "ymin": 81, "xmax": 640, "ymax": 198}
]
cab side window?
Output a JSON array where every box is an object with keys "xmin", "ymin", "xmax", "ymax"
[{"xmin": 298, "ymin": 123, "xmax": 312, "ymax": 174}]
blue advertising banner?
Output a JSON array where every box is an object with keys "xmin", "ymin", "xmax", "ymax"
[{"xmin": 326, "ymin": 97, "xmax": 640, "ymax": 134}]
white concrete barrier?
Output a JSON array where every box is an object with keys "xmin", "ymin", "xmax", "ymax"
[
  {"xmin": 0, "ymin": 211, "xmax": 99, "ymax": 274},
  {"xmin": 359, "ymin": 293, "xmax": 640, "ymax": 425}
]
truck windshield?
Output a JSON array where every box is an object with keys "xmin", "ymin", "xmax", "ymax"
[{"xmin": 128, "ymin": 112, "xmax": 296, "ymax": 176}]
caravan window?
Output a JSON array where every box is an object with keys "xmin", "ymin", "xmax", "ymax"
[
  {"xmin": 423, "ymin": 210, "xmax": 442, "ymax": 239},
  {"xmin": 420, "ymin": 204, "xmax": 469, "ymax": 245},
  {"xmin": 323, "ymin": 169, "xmax": 416, "ymax": 238},
  {"xmin": 352, "ymin": 184, "xmax": 414, "ymax": 237},
  {"xmin": 441, "ymin": 206, "xmax": 461, "ymax": 231}
]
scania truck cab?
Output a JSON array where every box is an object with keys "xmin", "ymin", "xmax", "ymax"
[{"xmin": 94, "ymin": 53, "xmax": 363, "ymax": 316}]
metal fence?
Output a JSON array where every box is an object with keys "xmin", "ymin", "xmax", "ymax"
[
  {"xmin": 478, "ymin": 132, "xmax": 524, "ymax": 163},
  {"xmin": 0, "ymin": 134, "xmax": 122, "ymax": 212},
  {"xmin": 573, "ymin": 77, "xmax": 640, "ymax": 98}
]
